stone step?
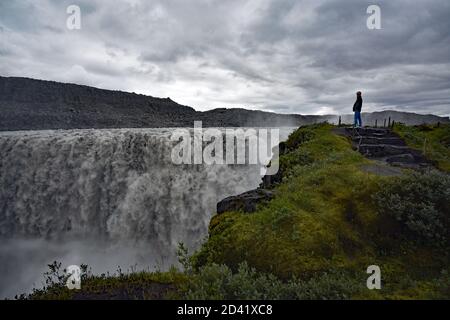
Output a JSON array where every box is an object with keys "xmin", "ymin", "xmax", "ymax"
[
  {"xmin": 345, "ymin": 127, "xmax": 397, "ymax": 138},
  {"xmin": 354, "ymin": 137, "xmax": 406, "ymax": 146},
  {"xmin": 358, "ymin": 144, "xmax": 410, "ymax": 157},
  {"xmin": 389, "ymin": 161, "xmax": 432, "ymax": 170},
  {"xmin": 385, "ymin": 153, "xmax": 416, "ymax": 164},
  {"xmin": 359, "ymin": 128, "xmax": 392, "ymax": 134},
  {"xmin": 370, "ymin": 131, "xmax": 397, "ymax": 138},
  {"xmin": 375, "ymin": 152, "xmax": 432, "ymax": 168}
]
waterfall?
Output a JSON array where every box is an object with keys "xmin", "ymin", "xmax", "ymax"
[{"xmin": 0, "ymin": 127, "xmax": 292, "ymax": 297}]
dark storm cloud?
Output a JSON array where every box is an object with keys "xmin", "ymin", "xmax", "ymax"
[{"xmin": 0, "ymin": 0, "xmax": 449, "ymax": 116}]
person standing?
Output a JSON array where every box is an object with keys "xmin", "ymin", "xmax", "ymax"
[{"xmin": 353, "ymin": 91, "xmax": 363, "ymax": 128}]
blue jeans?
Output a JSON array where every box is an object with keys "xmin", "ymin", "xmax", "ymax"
[{"xmin": 354, "ymin": 112, "xmax": 362, "ymax": 127}]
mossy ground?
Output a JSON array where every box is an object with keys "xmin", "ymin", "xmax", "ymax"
[
  {"xmin": 25, "ymin": 124, "xmax": 449, "ymax": 300},
  {"xmin": 393, "ymin": 123, "xmax": 450, "ymax": 172}
]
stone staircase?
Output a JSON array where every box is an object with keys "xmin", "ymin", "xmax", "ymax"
[{"xmin": 345, "ymin": 127, "xmax": 432, "ymax": 169}]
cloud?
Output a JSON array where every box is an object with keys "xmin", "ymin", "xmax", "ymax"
[{"xmin": 0, "ymin": 0, "xmax": 449, "ymax": 116}]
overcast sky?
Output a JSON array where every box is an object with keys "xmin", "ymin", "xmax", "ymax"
[{"xmin": 1, "ymin": 0, "xmax": 449, "ymax": 116}]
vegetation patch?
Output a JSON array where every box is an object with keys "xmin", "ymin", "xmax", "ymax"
[
  {"xmin": 21, "ymin": 261, "xmax": 186, "ymax": 300},
  {"xmin": 394, "ymin": 123, "xmax": 450, "ymax": 171},
  {"xmin": 374, "ymin": 170, "xmax": 450, "ymax": 247}
]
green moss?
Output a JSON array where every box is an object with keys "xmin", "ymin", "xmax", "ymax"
[{"xmin": 394, "ymin": 123, "xmax": 450, "ymax": 172}]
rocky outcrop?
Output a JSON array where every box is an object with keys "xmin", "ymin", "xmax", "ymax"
[
  {"xmin": 216, "ymin": 143, "xmax": 286, "ymax": 214},
  {"xmin": 216, "ymin": 189, "xmax": 275, "ymax": 214},
  {"xmin": 260, "ymin": 169, "xmax": 283, "ymax": 189}
]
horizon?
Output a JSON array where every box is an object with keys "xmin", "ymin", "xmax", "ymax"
[
  {"xmin": 1, "ymin": 1, "xmax": 449, "ymax": 117},
  {"xmin": 2, "ymin": 74, "xmax": 449, "ymax": 119}
]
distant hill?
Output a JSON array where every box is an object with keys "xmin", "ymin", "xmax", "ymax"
[{"xmin": 0, "ymin": 76, "xmax": 448, "ymax": 131}]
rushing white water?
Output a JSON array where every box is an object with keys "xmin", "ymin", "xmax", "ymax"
[{"xmin": 0, "ymin": 127, "xmax": 293, "ymax": 298}]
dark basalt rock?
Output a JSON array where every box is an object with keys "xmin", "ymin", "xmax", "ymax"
[
  {"xmin": 260, "ymin": 169, "xmax": 283, "ymax": 189},
  {"xmin": 217, "ymin": 144, "xmax": 284, "ymax": 214},
  {"xmin": 259, "ymin": 142, "xmax": 286, "ymax": 189},
  {"xmin": 217, "ymin": 189, "xmax": 274, "ymax": 214}
]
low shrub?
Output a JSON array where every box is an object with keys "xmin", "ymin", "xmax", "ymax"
[
  {"xmin": 373, "ymin": 170, "xmax": 450, "ymax": 247},
  {"xmin": 182, "ymin": 262, "xmax": 365, "ymax": 300}
]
